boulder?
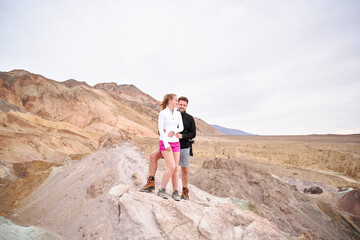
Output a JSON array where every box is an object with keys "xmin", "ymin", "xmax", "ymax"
[{"xmin": 303, "ymin": 186, "xmax": 323, "ymax": 194}]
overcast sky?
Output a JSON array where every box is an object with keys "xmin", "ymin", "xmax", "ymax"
[{"xmin": 1, "ymin": 0, "xmax": 359, "ymax": 135}]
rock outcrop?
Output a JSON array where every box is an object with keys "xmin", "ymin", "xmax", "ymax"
[
  {"xmin": 10, "ymin": 142, "xmax": 289, "ymax": 240},
  {"xmin": 190, "ymin": 158, "xmax": 355, "ymax": 239},
  {"xmin": 338, "ymin": 189, "xmax": 360, "ymax": 218},
  {"xmin": 303, "ymin": 186, "xmax": 323, "ymax": 194},
  {"xmin": 0, "ymin": 217, "xmax": 60, "ymax": 240},
  {"xmin": 337, "ymin": 189, "xmax": 360, "ymax": 232}
]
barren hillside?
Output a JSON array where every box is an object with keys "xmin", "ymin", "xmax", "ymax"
[
  {"xmin": 0, "ymin": 70, "xmax": 221, "ymax": 164},
  {"xmin": 0, "ymin": 69, "xmax": 221, "ymax": 221},
  {"xmin": 0, "ymin": 69, "xmax": 359, "ymax": 239}
]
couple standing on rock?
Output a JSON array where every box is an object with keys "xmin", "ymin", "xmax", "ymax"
[{"xmin": 140, "ymin": 94, "xmax": 196, "ymax": 201}]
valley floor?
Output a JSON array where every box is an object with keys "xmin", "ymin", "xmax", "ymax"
[{"xmin": 133, "ymin": 134, "xmax": 360, "ymax": 188}]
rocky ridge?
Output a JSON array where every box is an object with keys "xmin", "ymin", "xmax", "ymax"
[
  {"xmin": 9, "ymin": 141, "xmax": 289, "ymax": 240},
  {"xmin": 4, "ymin": 139, "xmax": 359, "ymax": 239}
]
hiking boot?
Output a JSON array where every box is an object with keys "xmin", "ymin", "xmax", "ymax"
[
  {"xmin": 172, "ymin": 190, "xmax": 180, "ymax": 201},
  {"xmin": 157, "ymin": 188, "xmax": 168, "ymax": 199},
  {"xmin": 140, "ymin": 177, "xmax": 155, "ymax": 192},
  {"xmin": 181, "ymin": 187, "xmax": 189, "ymax": 200}
]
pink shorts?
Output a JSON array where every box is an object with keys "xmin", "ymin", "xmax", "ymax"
[{"xmin": 159, "ymin": 140, "xmax": 180, "ymax": 152}]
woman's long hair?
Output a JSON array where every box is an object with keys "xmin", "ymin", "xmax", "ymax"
[{"xmin": 160, "ymin": 94, "xmax": 176, "ymax": 110}]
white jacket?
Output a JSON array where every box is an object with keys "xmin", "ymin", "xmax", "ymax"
[{"xmin": 158, "ymin": 107, "xmax": 184, "ymax": 149}]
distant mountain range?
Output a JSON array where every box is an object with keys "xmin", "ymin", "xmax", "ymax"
[{"xmin": 211, "ymin": 124, "xmax": 255, "ymax": 135}]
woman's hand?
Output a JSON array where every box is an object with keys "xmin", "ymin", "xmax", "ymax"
[
  {"xmin": 166, "ymin": 146, "xmax": 172, "ymax": 151},
  {"xmin": 164, "ymin": 129, "xmax": 174, "ymax": 137}
]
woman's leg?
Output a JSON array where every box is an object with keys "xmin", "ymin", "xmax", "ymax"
[
  {"xmin": 149, "ymin": 149, "xmax": 162, "ymax": 177},
  {"xmin": 171, "ymin": 151, "xmax": 180, "ymax": 191},
  {"xmin": 140, "ymin": 149, "xmax": 162, "ymax": 192},
  {"xmin": 160, "ymin": 150, "xmax": 176, "ymax": 189}
]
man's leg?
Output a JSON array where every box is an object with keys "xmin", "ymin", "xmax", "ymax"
[
  {"xmin": 140, "ymin": 149, "xmax": 162, "ymax": 192},
  {"xmin": 181, "ymin": 166, "xmax": 189, "ymax": 188},
  {"xmin": 179, "ymin": 148, "xmax": 190, "ymax": 200}
]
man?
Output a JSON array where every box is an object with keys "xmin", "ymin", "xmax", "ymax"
[{"xmin": 140, "ymin": 96, "xmax": 196, "ymax": 200}]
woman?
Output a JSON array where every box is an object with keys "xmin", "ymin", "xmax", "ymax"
[{"xmin": 157, "ymin": 94, "xmax": 184, "ymax": 201}]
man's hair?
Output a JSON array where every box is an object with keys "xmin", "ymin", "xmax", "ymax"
[{"xmin": 178, "ymin": 96, "xmax": 188, "ymax": 104}]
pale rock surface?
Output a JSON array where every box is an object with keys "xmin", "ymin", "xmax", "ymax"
[
  {"xmin": 13, "ymin": 141, "xmax": 289, "ymax": 240},
  {"xmin": 0, "ymin": 161, "xmax": 16, "ymax": 181},
  {"xmin": 108, "ymin": 185, "xmax": 287, "ymax": 240},
  {"xmin": 0, "ymin": 217, "xmax": 60, "ymax": 240}
]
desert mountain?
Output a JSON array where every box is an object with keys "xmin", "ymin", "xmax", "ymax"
[
  {"xmin": 0, "ymin": 69, "xmax": 359, "ymax": 239},
  {"xmin": 0, "ymin": 70, "xmax": 156, "ymax": 139},
  {"xmin": 0, "ymin": 69, "xmax": 221, "ymax": 163}
]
